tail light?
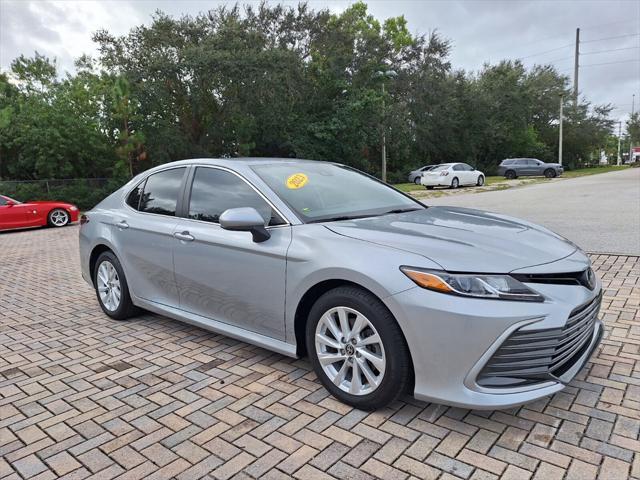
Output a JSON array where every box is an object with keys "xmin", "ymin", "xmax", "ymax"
[{"xmin": 440, "ymin": 171, "xmax": 450, "ymax": 176}]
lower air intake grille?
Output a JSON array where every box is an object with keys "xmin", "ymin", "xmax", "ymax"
[{"xmin": 477, "ymin": 293, "xmax": 601, "ymax": 388}]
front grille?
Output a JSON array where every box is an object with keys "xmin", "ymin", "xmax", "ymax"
[
  {"xmin": 511, "ymin": 268, "xmax": 596, "ymax": 290},
  {"xmin": 477, "ymin": 293, "xmax": 601, "ymax": 388}
]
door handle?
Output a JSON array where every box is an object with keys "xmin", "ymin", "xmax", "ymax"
[
  {"xmin": 117, "ymin": 220, "xmax": 129, "ymax": 230},
  {"xmin": 174, "ymin": 231, "xmax": 195, "ymax": 242}
]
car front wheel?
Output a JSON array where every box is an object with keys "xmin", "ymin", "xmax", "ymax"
[
  {"xmin": 544, "ymin": 168, "xmax": 557, "ymax": 178},
  {"xmin": 306, "ymin": 286, "xmax": 411, "ymax": 410},
  {"xmin": 477, "ymin": 175, "xmax": 485, "ymax": 186},
  {"xmin": 48, "ymin": 209, "xmax": 69, "ymax": 227},
  {"xmin": 94, "ymin": 251, "xmax": 138, "ymax": 320}
]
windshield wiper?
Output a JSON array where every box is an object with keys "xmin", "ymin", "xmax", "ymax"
[
  {"xmin": 308, "ymin": 214, "xmax": 374, "ymax": 224},
  {"xmin": 382, "ymin": 207, "xmax": 423, "ymax": 215}
]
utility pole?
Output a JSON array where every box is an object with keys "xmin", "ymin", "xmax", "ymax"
[
  {"xmin": 381, "ymin": 81, "xmax": 387, "ymax": 183},
  {"xmin": 559, "ymin": 95, "xmax": 564, "ymax": 165},
  {"xmin": 617, "ymin": 121, "xmax": 622, "ymax": 166},
  {"xmin": 573, "ymin": 28, "xmax": 580, "ymax": 108},
  {"xmin": 630, "ymin": 94, "xmax": 636, "ymax": 163},
  {"xmin": 375, "ymin": 70, "xmax": 397, "ymax": 182}
]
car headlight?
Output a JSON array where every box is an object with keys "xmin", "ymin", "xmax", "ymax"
[{"xmin": 400, "ymin": 266, "xmax": 544, "ymax": 302}]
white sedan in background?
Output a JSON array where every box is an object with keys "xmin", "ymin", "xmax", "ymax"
[{"xmin": 421, "ymin": 163, "xmax": 485, "ymax": 189}]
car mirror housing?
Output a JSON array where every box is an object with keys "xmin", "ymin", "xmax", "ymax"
[{"xmin": 219, "ymin": 207, "xmax": 271, "ymax": 243}]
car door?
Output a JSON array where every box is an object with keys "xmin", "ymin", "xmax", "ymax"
[
  {"xmin": 172, "ymin": 166, "xmax": 291, "ymax": 340},
  {"xmin": 0, "ymin": 197, "xmax": 28, "ymax": 229},
  {"xmin": 113, "ymin": 167, "xmax": 187, "ymax": 307},
  {"xmin": 460, "ymin": 163, "xmax": 476, "ymax": 184},
  {"xmin": 531, "ymin": 160, "xmax": 545, "ymax": 175},
  {"xmin": 513, "ymin": 159, "xmax": 528, "ymax": 176},
  {"xmin": 524, "ymin": 159, "xmax": 539, "ymax": 175}
]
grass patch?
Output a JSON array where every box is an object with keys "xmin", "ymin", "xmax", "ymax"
[{"xmin": 562, "ymin": 165, "xmax": 628, "ymax": 178}]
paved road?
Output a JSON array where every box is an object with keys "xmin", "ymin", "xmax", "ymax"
[{"xmin": 425, "ymin": 168, "xmax": 640, "ymax": 255}]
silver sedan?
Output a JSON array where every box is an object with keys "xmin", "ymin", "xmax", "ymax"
[{"xmin": 79, "ymin": 158, "xmax": 602, "ymax": 410}]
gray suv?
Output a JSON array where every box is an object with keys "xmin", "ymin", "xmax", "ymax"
[{"xmin": 499, "ymin": 158, "xmax": 564, "ymax": 179}]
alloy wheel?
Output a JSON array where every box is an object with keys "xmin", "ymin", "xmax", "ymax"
[
  {"xmin": 50, "ymin": 210, "xmax": 69, "ymax": 227},
  {"xmin": 315, "ymin": 306, "xmax": 386, "ymax": 396},
  {"xmin": 97, "ymin": 261, "xmax": 122, "ymax": 312}
]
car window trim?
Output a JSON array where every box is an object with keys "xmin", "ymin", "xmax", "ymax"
[
  {"xmin": 123, "ymin": 166, "xmax": 189, "ymax": 218},
  {"xmin": 182, "ymin": 164, "xmax": 292, "ymax": 229}
]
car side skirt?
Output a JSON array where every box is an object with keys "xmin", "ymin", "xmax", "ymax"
[{"xmin": 133, "ymin": 295, "xmax": 298, "ymax": 358}]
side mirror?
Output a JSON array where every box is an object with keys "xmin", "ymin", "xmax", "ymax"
[
  {"xmin": 219, "ymin": 207, "xmax": 271, "ymax": 243},
  {"xmin": 5, "ymin": 200, "xmax": 15, "ymax": 207}
]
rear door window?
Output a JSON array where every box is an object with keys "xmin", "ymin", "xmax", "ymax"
[
  {"xmin": 139, "ymin": 168, "xmax": 187, "ymax": 216},
  {"xmin": 126, "ymin": 181, "xmax": 145, "ymax": 210}
]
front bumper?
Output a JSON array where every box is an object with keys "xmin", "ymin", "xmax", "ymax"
[
  {"xmin": 68, "ymin": 208, "xmax": 80, "ymax": 224},
  {"xmin": 384, "ymin": 273, "xmax": 602, "ymax": 409}
]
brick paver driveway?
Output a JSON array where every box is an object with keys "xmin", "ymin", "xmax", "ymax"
[{"xmin": 1, "ymin": 226, "xmax": 639, "ymax": 480}]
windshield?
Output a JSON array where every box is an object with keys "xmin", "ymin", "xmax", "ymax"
[
  {"xmin": 0, "ymin": 195, "xmax": 20, "ymax": 205},
  {"xmin": 252, "ymin": 163, "xmax": 423, "ymax": 223},
  {"xmin": 430, "ymin": 165, "xmax": 450, "ymax": 172}
]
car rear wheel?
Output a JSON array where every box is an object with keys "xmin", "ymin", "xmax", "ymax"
[
  {"xmin": 544, "ymin": 168, "xmax": 556, "ymax": 178},
  {"xmin": 306, "ymin": 286, "xmax": 411, "ymax": 410},
  {"xmin": 414, "ymin": 177, "xmax": 421, "ymax": 185},
  {"xmin": 477, "ymin": 175, "xmax": 485, "ymax": 186},
  {"xmin": 94, "ymin": 251, "xmax": 138, "ymax": 320},
  {"xmin": 48, "ymin": 209, "xmax": 69, "ymax": 227},
  {"xmin": 450, "ymin": 177, "xmax": 459, "ymax": 189},
  {"xmin": 505, "ymin": 170, "xmax": 517, "ymax": 180}
]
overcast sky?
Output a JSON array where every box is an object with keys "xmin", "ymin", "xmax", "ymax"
[{"xmin": 1, "ymin": 0, "xmax": 639, "ymax": 123}]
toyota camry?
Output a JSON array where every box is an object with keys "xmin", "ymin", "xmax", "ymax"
[{"xmin": 79, "ymin": 158, "xmax": 602, "ymax": 410}]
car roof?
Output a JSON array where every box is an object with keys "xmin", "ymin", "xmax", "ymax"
[{"xmin": 163, "ymin": 157, "xmax": 328, "ymax": 168}]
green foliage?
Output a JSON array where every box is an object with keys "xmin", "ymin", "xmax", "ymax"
[{"xmin": 0, "ymin": 2, "xmax": 621, "ymax": 191}]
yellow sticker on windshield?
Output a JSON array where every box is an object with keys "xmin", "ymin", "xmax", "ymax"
[{"xmin": 286, "ymin": 173, "xmax": 308, "ymax": 189}]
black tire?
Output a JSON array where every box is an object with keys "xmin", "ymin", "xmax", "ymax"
[
  {"xmin": 544, "ymin": 168, "xmax": 556, "ymax": 178},
  {"xmin": 306, "ymin": 286, "xmax": 412, "ymax": 410},
  {"xmin": 425, "ymin": 186, "xmax": 434, "ymax": 190},
  {"xmin": 477, "ymin": 175, "xmax": 485, "ymax": 186},
  {"xmin": 47, "ymin": 209, "xmax": 69, "ymax": 227},
  {"xmin": 450, "ymin": 177, "xmax": 459, "ymax": 189},
  {"xmin": 414, "ymin": 177, "xmax": 421, "ymax": 185},
  {"xmin": 93, "ymin": 251, "xmax": 139, "ymax": 320},
  {"xmin": 505, "ymin": 170, "xmax": 517, "ymax": 180}
]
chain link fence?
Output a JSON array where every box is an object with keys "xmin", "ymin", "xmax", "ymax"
[{"xmin": 0, "ymin": 178, "xmax": 119, "ymax": 210}]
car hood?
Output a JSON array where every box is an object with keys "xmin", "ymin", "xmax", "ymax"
[{"xmin": 325, "ymin": 206, "xmax": 579, "ymax": 273}]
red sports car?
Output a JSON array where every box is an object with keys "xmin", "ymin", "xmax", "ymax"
[{"xmin": 0, "ymin": 195, "xmax": 79, "ymax": 231}]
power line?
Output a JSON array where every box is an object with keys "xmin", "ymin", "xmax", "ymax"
[
  {"xmin": 517, "ymin": 43, "xmax": 574, "ymax": 60},
  {"xmin": 581, "ymin": 33, "xmax": 640, "ymax": 44},
  {"xmin": 582, "ymin": 46, "xmax": 640, "ymax": 55},
  {"xmin": 543, "ymin": 55, "xmax": 574, "ymax": 64},
  {"xmin": 580, "ymin": 59, "xmax": 640, "ymax": 67}
]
